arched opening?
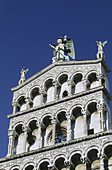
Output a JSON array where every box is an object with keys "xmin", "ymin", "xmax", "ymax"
[
  {"xmin": 44, "ymin": 79, "xmax": 54, "ymax": 103},
  {"xmin": 26, "ymin": 120, "xmax": 39, "ymax": 151},
  {"xmin": 25, "ymin": 165, "xmax": 34, "ymax": 170},
  {"xmin": 87, "ymin": 73, "xmax": 99, "ymax": 90},
  {"xmin": 16, "ymin": 96, "xmax": 26, "ymax": 112},
  {"xmin": 71, "ymin": 107, "xmax": 84, "ymax": 139},
  {"xmin": 55, "ymin": 111, "xmax": 67, "ymax": 144},
  {"xmin": 104, "ymin": 145, "xmax": 112, "ymax": 169},
  {"xmin": 13, "ymin": 124, "xmax": 24, "ymax": 154},
  {"xmin": 39, "ymin": 161, "xmax": 49, "ymax": 170},
  {"xmin": 72, "ymin": 73, "xmax": 84, "ymax": 94},
  {"xmin": 30, "ymin": 87, "xmax": 41, "ymax": 107},
  {"xmin": 70, "ymin": 153, "xmax": 85, "ymax": 170},
  {"xmin": 87, "ymin": 102, "xmax": 99, "ymax": 135},
  {"xmin": 55, "ymin": 157, "xmax": 66, "ymax": 170},
  {"xmin": 42, "ymin": 116, "xmax": 52, "ymax": 147},
  {"xmin": 58, "ymin": 74, "xmax": 69, "ymax": 99},
  {"xmin": 87, "ymin": 149, "xmax": 100, "ymax": 170}
]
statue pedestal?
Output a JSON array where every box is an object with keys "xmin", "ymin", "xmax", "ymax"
[{"xmin": 97, "ymin": 51, "xmax": 105, "ymax": 60}]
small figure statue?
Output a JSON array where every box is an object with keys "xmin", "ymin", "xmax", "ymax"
[
  {"xmin": 96, "ymin": 40, "xmax": 107, "ymax": 60},
  {"xmin": 49, "ymin": 36, "xmax": 75, "ymax": 63},
  {"xmin": 18, "ymin": 67, "xmax": 29, "ymax": 85}
]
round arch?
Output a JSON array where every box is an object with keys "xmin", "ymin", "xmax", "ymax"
[
  {"xmin": 37, "ymin": 158, "xmax": 50, "ymax": 170},
  {"xmin": 23, "ymin": 162, "xmax": 34, "ymax": 170}
]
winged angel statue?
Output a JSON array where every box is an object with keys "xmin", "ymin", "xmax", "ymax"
[
  {"xmin": 49, "ymin": 36, "xmax": 75, "ymax": 63},
  {"xmin": 96, "ymin": 40, "xmax": 107, "ymax": 60},
  {"xmin": 18, "ymin": 67, "xmax": 29, "ymax": 85}
]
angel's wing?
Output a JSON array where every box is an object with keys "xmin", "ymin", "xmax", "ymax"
[
  {"xmin": 102, "ymin": 40, "xmax": 107, "ymax": 47},
  {"xmin": 25, "ymin": 68, "xmax": 29, "ymax": 74},
  {"xmin": 52, "ymin": 44, "xmax": 57, "ymax": 56},
  {"xmin": 64, "ymin": 38, "xmax": 75, "ymax": 59}
]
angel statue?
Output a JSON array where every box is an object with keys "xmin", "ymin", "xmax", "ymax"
[
  {"xmin": 49, "ymin": 36, "xmax": 75, "ymax": 63},
  {"xmin": 18, "ymin": 67, "xmax": 29, "ymax": 85},
  {"xmin": 96, "ymin": 40, "xmax": 107, "ymax": 60}
]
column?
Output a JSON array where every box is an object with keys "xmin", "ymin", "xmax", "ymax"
[
  {"xmin": 66, "ymin": 114, "xmax": 71, "ymax": 141},
  {"xmin": 25, "ymin": 97, "xmax": 31, "ymax": 110},
  {"xmin": 53, "ymin": 80, "xmax": 58, "ymax": 100},
  {"xmin": 22, "ymin": 126, "xmax": 28, "ymax": 152},
  {"xmin": 51, "ymin": 119, "xmax": 56, "ymax": 145},
  {"xmin": 12, "ymin": 102, "xmax": 16, "ymax": 114},
  {"xmin": 100, "ymin": 155, "xmax": 105, "ymax": 170},
  {"xmin": 40, "ymin": 87, "xmax": 44, "ymax": 105},
  {"xmin": 82, "ymin": 108, "xmax": 87, "ymax": 136},
  {"xmin": 12, "ymin": 102, "xmax": 21, "ymax": 113},
  {"xmin": 84, "ymin": 157, "xmax": 91, "ymax": 170},
  {"xmin": 97, "ymin": 103, "xmax": 104, "ymax": 131},
  {"xmin": 67, "ymin": 79, "xmax": 72, "ymax": 96},
  {"xmin": 7, "ymin": 129, "xmax": 15, "ymax": 156},
  {"xmin": 97, "ymin": 74, "xmax": 102, "ymax": 86},
  {"xmin": 37, "ymin": 122, "xmax": 42, "ymax": 148},
  {"xmin": 80, "ymin": 156, "xmax": 88, "ymax": 170},
  {"xmin": 82, "ymin": 78, "xmax": 87, "ymax": 91}
]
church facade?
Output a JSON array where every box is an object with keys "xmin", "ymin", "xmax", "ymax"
[{"xmin": 0, "ymin": 38, "xmax": 112, "ymax": 169}]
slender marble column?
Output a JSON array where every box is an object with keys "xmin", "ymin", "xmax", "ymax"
[
  {"xmin": 97, "ymin": 74, "xmax": 102, "ymax": 86},
  {"xmin": 12, "ymin": 102, "xmax": 17, "ymax": 114},
  {"xmin": 22, "ymin": 126, "xmax": 28, "ymax": 152},
  {"xmin": 51, "ymin": 119, "xmax": 56, "ymax": 145},
  {"xmin": 12, "ymin": 102, "xmax": 21, "ymax": 113},
  {"xmin": 37, "ymin": 122, "xmax": 42, "ymax": 148},
  {"xmin": 67, "ymin": 79, "xmax": 72, "ymax": 96},
  {"xmin": 40, "ymin": 88, "xmax": 44, "ymax": 105},
  {"xmin": 82, "ymin": 108, "xmax": 87, "ymax": 136},
  {"xmin": 25, "ymin": 97, "xmax": 31, "ymax": 110},
  {"xmin": 66, "ymin": 114, "xmax": 71, "ymax": 141},
  {"xmin": 7, "ymin": 129, "xmax": 15, "ymax": 156},
  {"xmin": 97, "ymin": 103, "xmax": 104, "ymax": 131},
  {"xmin": 82, "ymin": 79, "xmax": 87, "ymax": 91},
  {"xmin": 100, "ymin": 155, "xmax": 105, "ymax": 170},
  {"xmin": 53, "ymin": 80, "xmax": 58, "ymax": 100}
]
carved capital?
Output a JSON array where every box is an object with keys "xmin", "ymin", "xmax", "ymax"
[
  {"xmin": 67, "ymin": 79, "xmax": 72, "ymax": 86},
  {"xmin": 97, "ymin": 103, "xmax": 105, "ymax": 111},
  {"xmin": 64, "ymin": 160, "xmax": 71, "ymax": 167},
  {"xmin": 81, "ymin": 108, "xmax": 86, "ymax": 115},
  {"xmin": 97, "ymin": 152, "xmax": 108, "ymax": 160},
  {"xmin": 8, "ymin": 129, "xmax": 14, "ymax": 137},
  {"xmin": 52, "ymin": 80, "xmax": 58, "ymax": 86},
  {"xmin": 48, "ymin": 164, "xmax": 56, "ymax": 170},
  {"xmin": 66, "ymin": 113, "xmax": 71, "ymax": 120},
  {"xmin": 83, "ymin": 157, "xmax": 91, "ymax": 164},
  {"xmin": 51, "ymin": 118, "xmax": 56, "ymax": 125}
]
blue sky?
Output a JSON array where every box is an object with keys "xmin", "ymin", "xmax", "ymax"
[{"xmin": 0, "ymin": 0, "xmax": 112, "ymax": 158}]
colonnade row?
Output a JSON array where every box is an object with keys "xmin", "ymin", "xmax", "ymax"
[
  {"xmin": 8, "ymin": 101, "xmax": 109, "ymax": 156},
  {"xmin": 12, "ymin": 72, "xmax": 106, "ymax": 113},
  {"xmin": 8, "ymin": 144, "xmax": 112, "ymax": 170}
]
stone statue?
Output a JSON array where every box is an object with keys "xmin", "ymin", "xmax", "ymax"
[
  {"xmin": 49, "ymin": 36, "xmax": 75, "ymax": 63},
  {"xmin": 96, "ymin": 40, "xmax": 107, "ymax": 60},
  {"xmin": 18, "ymin": 67, "xmax": 29, "ymax": 85}
]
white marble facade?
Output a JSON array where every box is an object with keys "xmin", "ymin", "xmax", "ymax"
[{"xmin": 0, "ymin": 58, "xmax": 112, "ymax": 170}]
